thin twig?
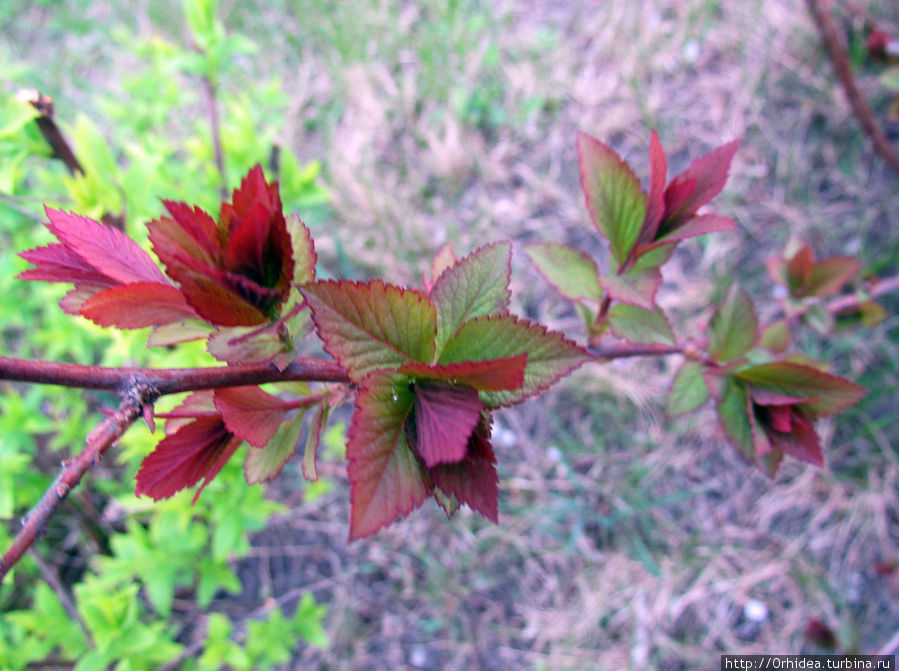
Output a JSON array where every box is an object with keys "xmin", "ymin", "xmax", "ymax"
[
  {"xmin": 17, "ymin": 89, "xmax": 85, "ymax": 176},
  {"xmin": 0, "ymin": 391, "xmax": 149, "ymax": 583},
  {"xmin": 29, "ymin": 549, "xmax": 93, "ymax": 645},
  {"xmin": 0, "ymin": 357, "xmax": 351, "ymax": 394},
  {"xmin": 805, "ymin": 0, "xmax": 899, "ymax": 174},
  {"xmin": 591, "ymin": 343, "xmax": 683, "ymax": 361},
  {"xmin": 201, "ymin": 76, "xmax": 228, "ymax": 200}
]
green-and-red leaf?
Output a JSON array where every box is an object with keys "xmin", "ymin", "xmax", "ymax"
[
  {"xmin": 599, "ymin": 267, "xmax": 662, "ymax": 309},
  {"xmin": 397, "ymin": 354, "xmax": 528, "ymax": 392},
  {"xmin": 302, "ymin": 402, "xmax": 328, "ymax": 482},
  {"xmin": 214, "ymin": 386, "xmax": 290, "ymax": 449},
  {"xmin": 736, "ymin": 362, "xmax": 865, "ymax": 419},
  {"xmin": 78, "ymin": 282, "xmax": 199, "ymax": 329},
  {"xmin": 639, "ymin": 130, "xmax": 668, "ymax": 245},
  {"xmin": 410, "ymin": 380, "xmax": 483, "ymax": 468},
  {"xmin": 244, "ymin": 410, "xmax": 307, "ymax": 484},
  {"xmin": 715, "ymin": 376, "xmax": 754, "ymax": 462},
  {"xmin": 437, "ymin": 315, "xmax": 591, "ymax": 407},
  {"xmin": 287, "ymin": 212, "xmax": 317, "ymax": 286},
  {"xmin": 525, "ymin": 242, "xmax": 603, "ymax": 303},
  {"xmin": 429, "ymin": 242, "xmax": 511, "ymax": 357},
  {"xmin": 302, "ymin": 280, "xmax": 437, "ymax": 382},
  {"xmin": 607, "ymin": 303, "xmax": 675, "ymax": 345},
  {"xmin": 577, "ymin": 132, "xmax": 648, "ymax": 265},
  {"xmin": 347, "ymin": 371, "xmax": 430, "ymax": 540},
  {"xmin": 803, "ymin": 257, "xmax": 862, "ymax": 298},
  {"xmin": 707, "ymin": 284, "xmax": 757, "ymax": 362}
]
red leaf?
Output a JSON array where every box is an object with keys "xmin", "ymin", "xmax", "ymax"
[
  {"xmin": 18, "ymin": 243, "xmax": 116, "ymax": 287},
  {"xmin": 135, "ymin": 417, "xmax": 242, "ymax": 504},
  {"xmin": 651, "ymin": 213, "xmax": 735, "ymax": 246},
  {"xmin": 397, "ymin": 353, "xmax": 528, "ymax": 392},
  {"xmin": 79, "ymin": 282, "xmax": 199, "ymax": 329},
  {"xmin": 662, "ymin": 139, "xmax": 740, "ymax": 229},
  {"xmin": 214, "ymin": 386, "xmax": 290, "ymax": 449},
  {"xmin": 737, "ymin": 362, "xmax": 865, "ymax": 419},
  {"xmin": 787, "ymin": 245, "xmax": 815, "ymax": 290},
  {"xmin": 160, "ymin": 200, "xmax": 221, "ymax": 264},
  {"xmin": 410, "ymin": 381, "xmax": 483, "ymax": 468},
  {"xmin": 44, "ymin": 207, "xmax": 169, "ymax": 285},
  {"xmin": 347, "ymin": 372, "xmax": 431, "ymax": 540},
  {"xmin": 768, "ymin": 408, "xmax": 823, "ymax": 467},
  {"xmin": 430, "ymin": 418, "xmax": 498, "ymax": 522},
  {"xmin": 639, "ymin": 130, "xmax": 667, "ymax": 245}
]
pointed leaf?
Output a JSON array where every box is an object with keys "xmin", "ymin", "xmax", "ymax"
[
  {"xmin": 667, "ymin": 361, "xmax": 709, "ymax": 416},
  {"xmin": 425, "ymin": 243, "xmax": 457, "ymax": 292},
  {"xmin": 662, "ymin": 139, "xmax": 739, "ymax": 228},
  {"xmin": 438, "ymin": 315, "xmax": 591, "ymax": 407},
  {"xmin": 430, "ymin": 242, "xmax": 511, "ymax": 357},
  {"xmin": 736, "ymin": 362, "xmax": 865, "ymax": 419},
  {"xmin": 803, "ymin": 257, "xmax": 861, "ymax": 298},
  {"xmin": 287, "ymin": 212, "xmax": 317, "ymax": 286},
  {"xmin": 599, "ymin": 267, "xmax": 662, "ymax": 309},
  {"xmin": 245, "ymin": 410, "xmax": 307, "ymax": 484},
  {"xmin": 79, "ymin": 282, "xmax": 199, "ymax": 328},
  {"xmin": 162, "ymin": 390, "xmax": 217, "ymax": 434},
  {"xmin": 397, "ymin": 353, "xmax": 528, "ymax": 392},
  {"xmin": 577, "ymin": 132, "xmax": 648, "ymax": 265},
  {"xmin": 410, "ymin": 381, "xmax": 483, "ymax": 467},
  {"xmin": 639, "ymin": 130, "xmax": 667, "ymax": 245},
  {"xmin": 347, "ymin": 372, "xmax": 431, "ymax": 540},
  {"xmin": 707, "ymin": 285, "xmax": 757, "ymax": 362},
  {"xmin": 608, "ymin": 303, "xmax": 675, "ymax": 345},
  {"xmin": 135, "ymin": 417, "xmax": 241, "ymax": 504},
  {"xmin": 302, "ymin": 402, "xmax": 328, "ymax": 482},
  {"xmin": 44, "ymin": 207, "xmax": 170, "ymax": 285},
  {"xmin": 525, "ymin": 242, "xmax": 602, "ymax": 303},
  {"xmin": 430, "ymin": 418, "xmax": 498, "ymax": 522},
  {"xmin": 215, "ymin": 386, "xmax": 290, "ymax": 449},
  {"xmin": 148, "ymin": 319, "xmax": 213, "ymax": 347},
  {"xmin": 302, "ymin": 280, "xmax": 437, "ymax": 382},
  {"xmin": 767, "ymin": 408, "xmax": 823, "ymax": 467},
  {"xmin": 18, "ymin": 243, "xmax": 116, "ymax": 287},
  {"xmin": 653, "ymin": 213, "xmax": 735, "ymax": 245}
]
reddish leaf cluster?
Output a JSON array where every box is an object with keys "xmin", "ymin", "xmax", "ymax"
[
  {"xmin": 301, "ymin": 243, "xmax": 590, "ymax": 539},
  {"xmin": 20, "ymin": 166, "xmax": 322, "ymax": 502}
]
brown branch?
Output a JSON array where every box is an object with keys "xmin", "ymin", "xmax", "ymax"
[
  {"xmin": 591, "ymin": 342, "xmax": 684, "ymax": 361},
  {"xmin": 17, "ymin": 89, "xmax": 84, "ymax": 176},
  {"xmin": 806, "ymin": 0, "xmax": 899, "ymax": 174},
  {"xmin": 0, "ymin": 357, "xmax": 351, "ymax": 394},
  {"xmin": 0, "ymin": 391, "xmax": 149, "ymax": 583}
]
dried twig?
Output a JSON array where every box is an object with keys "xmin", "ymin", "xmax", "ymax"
[
  {"xmin": 17, "ymin": 89, "xmax": 84, "ymax": 176},
  {"xmin": 805, "ymin": 0, "xmax": 899, "ymax": 174}
]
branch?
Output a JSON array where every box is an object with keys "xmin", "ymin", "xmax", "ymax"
[
  {"xmin": 591, "ymin": 342, "xmax": 684, "ymax": 361},
  {"xmin": 806, "ymin": 0, "xmax": 899, "ymax": 174},
  {"xmin": 18, "ymin": 89, "xmax": 84, "ymax": 176},
  {"xmin": 0, "ymin": 357, "xmax": 351, "ymax": 394},
  {"xmin": 201, "ymin": 75, "xmax": 227, "ymax": 200},
  {"xmin": 0, "ymin": 390, "xmax": 150, "ymax": 583}
]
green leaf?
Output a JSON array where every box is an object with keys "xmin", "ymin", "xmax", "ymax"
[
  {"xmin": 438, "ymin": 315, "xmax": 591, "ymax": 407},
  {"xmin": 0, "ymin": 96, "xmax": 40, "ymax": 137},
  {"xmin": 667, "ymin": 361, "xmax": 709, "ymax": 416},
  {"xmin": 577, "ymin": 132, "xmax": 648, "ymax": 265},
  {"xmin": 244, "ymin": 410, "xmax": 307, "ymax": 484},
  {"xmin": 715, "ymin": 376, "xmax": 754, "ymax": 461},
  {"xmin": 287, "ymin": 212, "xmax": 316, "ymax": 286},
  {"xmin": 293, "ymin": 593, "xmax": 329, "ymax": 648},
  {"xmin": 607, "ymin": 303, "xmax": 675, "ymax": 345},
  {"xmin": 302, "ymin": 280, "xmax": 437, "ymax": 382},
  {"xmin": 430, "ymin": 242, "xmax": 511, "ymax": 358},
  {"xmin": 759, "ymin": 320, "xmax": 790, "ymax": 354},
  {"xmin": 525, "ymin": 242, "xmax": 602, "ymax": 303},
  {"xmin": 736, "ymin": 361, "xmax": 865, "ymax": 419},
  {"xmin": 707, "ymin": 284, "xmax": 757, "ymax": 362},
  {"xmin": 880, "ymin": 66, "xmax": 899, "ymax": 91}
]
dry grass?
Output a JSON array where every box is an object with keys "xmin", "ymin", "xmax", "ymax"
[{"xmin": 7, "ymin": 0, "xmax": 899, "ymax": 668}]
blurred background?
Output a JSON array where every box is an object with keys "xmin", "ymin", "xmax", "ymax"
[{"xmin": 0, "ymin": 1, "xmax": 897, "ymax": 668}]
